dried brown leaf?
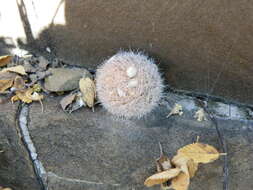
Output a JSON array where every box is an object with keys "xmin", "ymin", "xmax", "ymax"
[
  {"xmin": 26, "ymin": 91, "xmax": 44, "ymax": 101},
  {"xmin": 79, "ymin": 77, "xmax": 95, "ymax": 108},
  {"xmin": 172, "ymin": 154, "xmax": 190, "ymax": 176},
  {"xmin": 0, "ymin": 79, "xmax": 13, "ymax": 92},
  {"xmin": 172, "ymin": 154, "xmax": 198, "ymax": 178},
  {"xmin": 13, "ymin": 75, "xmax": 25, "ymax": 89},
  {"xmin": 156, "ymin": 143, "xmax": 171, "ymax": 172},
  {"xmin": 60, "ymin": 93, "xmax": 77, "ymax": 110},
  {"xmin": 12, "ymin": 88, "xmax": 43, "ymax": 103},
  {"xmin": 2, "ymin": 65, "xmax": 27, "ymax": 75},
  {"xmin": 0, "ymin": 55, "xmax": 12, "ymax": 67},
  {"xmin": 187, "ymin": 159, "xmax": 198, "ymax": 178},
  {"xmin": 0, "ymin": 72, "xmax": 16, "ymax": 92},
  {"xmin": 177, "ymin": 143, "xmax": 220, "ymax": 164},
  {"xmin": 156, "ymin": 155, "xmax": 171, "ymax": 172},
  {"xmin": 144, "ymin": 168, "xmax": 181, "ymax": 187},
  {"xmin": 0, "ymin": 187, "xmax": 12, "ymax": 190},
  {"xmin": 171, "ymin": 172, "xmax": 190, "ymax": 190}
]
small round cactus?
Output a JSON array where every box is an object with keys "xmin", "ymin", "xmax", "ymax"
[{"xmin": 96, "ymin": 51, "xmax": 163, "ymax": 118}]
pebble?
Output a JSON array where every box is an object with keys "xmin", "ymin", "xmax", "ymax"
[{"xmin": 44, "ymin": 68, "xmax": 92, "ymax": 92}]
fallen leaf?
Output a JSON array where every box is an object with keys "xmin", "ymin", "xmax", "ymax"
[
  {"xmin": 0, "ymin": 72, "xmax": 16, "ymax": 92},
  {"xmin": 157, "ymin": 155, "xmax": 171, "ymax": 172},
  {"xmin": 2, "ymin": 65, "xmax": 27, "ymax": 75},
  {"xmin": 187, "ymin": 159, "xmax": 198, "ymax": 178},
  {"xmin": 172, "ymin": 154, "xmax": 190, "ymax": 176},
  {"xmin": 60, "ymin": 93, "xmax": 77, "ymax": 110},
  {"xmin": 12, "ymin": 89, "xmax": 33, "ymax": 103},
  {"xmin": 170, "ymin": 172, "xmax": 190, "ymax": 190},
  {"xmin": 79, "ymin": 77, "xmax": 96, "ymax": 108},
  {"xmin": 172, "ymin": 154, "xmax": 198, "ymax": 178},
  {"xmin": 13, "ymin": 75, "xmax": 25, "ymax": 89},
  {"xmin": 12, "ymin": 88, "xmax": 43, "ymax": 103},
  {"xmin": 155, "ymin": 143, "xmax": 173, "ymax": 189},
  {"xmin": 11, "ymin": 95, "xmax": 19, "ymax": 103},
  {"xmin": 156, "ymin": 142, "xmax": 171, "ymax": 172},
  {"xmin": 32, "ymin": 83, "xmax": 42, "ymax": 92},
  {"xmin": 177, "ymin": 143, "xmax": 221, "ymax": 164},
  {"xmin": 68, "ymin": 96, "xmax": 85, "ymax": 113},
  {"xmin": 194, "ymin": 108, "xmax": 207, "ymax": 122},
  {"xmin": 0, "ymin": 55, "xmax": 12, "ymax": 67},
  {"xmin": 0, "ymin": 187, "xmax": 12, "ymax": 190},
  {"xmin": 144, "ymin": 168, "xmax": 181, "ymax": 187},
  {"xmin": 167, "ymin": 103, "xmax": 183, "ymax": 118},
  {"xmin": 0, "ymin": 79, "xmax": 13, "ymax": 93},
  {"xmin": 144, "ymin": 140, "xmax": 223, "ymax": 190},
  {"xmin": 27, "ymin": 91, "xmax": 44, "ymax": 101},
  {"xmin": 60, "ymin": 92, "xmax": 86, "ymax": 112}
]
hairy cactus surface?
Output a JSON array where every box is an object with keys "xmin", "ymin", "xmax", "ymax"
[{"xmin": 96, "ymin": 51, "xmax": 163, "ymax": 118}]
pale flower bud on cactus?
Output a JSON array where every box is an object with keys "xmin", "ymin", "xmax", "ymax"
[{"xmin": 96, "ymin": 51, "xmax": 163, "ymax": 118}]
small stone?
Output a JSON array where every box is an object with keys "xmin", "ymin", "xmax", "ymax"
[
  {"xmin": 44, "ymin": 68, "xmax": 92, "ymax": 92},
  {"xmin": 24, "ymin": 61, "xmax": 37, "ymax": 73},
  {"xmin": 29, "ymin": 74, "xmax": 38, "ymax": 82},
  {"xmin": 38, "ymin": 56, "xmax": 49, "ymax": 71},
  {"xmin": 126, "ymin": 66, "xmax": 137, "ymax": 78}
]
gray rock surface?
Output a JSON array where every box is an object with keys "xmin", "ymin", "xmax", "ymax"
[
  {"xmin": 44, "ymin": 68, "xmax": 92, "ymax": 92},
  {"xmin": 0, "ymin": 100, "xmax": 40, "ymax": 190},
  {"xmin": 28, "ymin": 94, "xmax": 253, "ymax": 190}
]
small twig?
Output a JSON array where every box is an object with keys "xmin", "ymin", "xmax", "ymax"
[
  {"xmin": 158, "ymin": 142, "xmax": 164, "ymax": 157},
  {"xmin": 39, "ymin": 99, "xmax": 44, "ymax": 113}
]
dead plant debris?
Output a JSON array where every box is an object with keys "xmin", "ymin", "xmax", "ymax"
[
  {"xmin": 0, "ymin": 52, "xmax": 95, "ymax": 113},
  {"xmin": 144, "ymin": 139, "xmax": 226, "ymax": 190},
  {"xmin": 79, "ymin": 77, "xmax": 96, "ymax": 108},
  {"xmin": 167, "ymin": 103, "xmax": 183, "ymax": 118},
  {"xmin": 0, "ymin": 55, "xmax": 12, "ymax": 67}
]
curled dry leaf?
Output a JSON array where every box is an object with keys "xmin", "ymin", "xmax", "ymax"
[
  {"xmin": 0, "ymin": 72, "xmax": 16, "ymax": 92},
  {"xmin": 11, "ymin": 88, "xmax": 43, "ymax": 103},
  {"xmin": 167, "ymin": 103, "xmax": 183, "ymax": 118},
  {"xmin": 156, "ymin": 143, "xmax": 171, "ymax": 172},
  {"xmin": 79, "ymin": 77, "xmax": 96, "ymax": 108},
  {"xmin": 0, "ymin": 188, "xmax": 12, "ymax": 190},
  {"xmin": 194, "ymin": 108, "xmax": 207, "ymax": 122},
  {"xmin": 172, "ymin": 154, "xmax": 198, "ymax": 178},
  {"xmin": 144, "ymin": 140, "xmax": 223, "ymax": 190},
  {"xmin": 60, "ymin": 93, "xmax": 77, "ymax": 110},
  {"xmin": 187, "ymin": 159, "xmax": 198, "ymax": 178},
  {"xmin": 69, "ymin": 96, "xmax": 85, "ymax": 113},
  {"xmin": 172, "ymin": 154, "xmax": 190, "ymax": 176},
  {"xmin": 32, "ymin": 83, "xmax": 42, "ymax": 92},
  {"xmin": 13, "ymin": 75, "xmax": 25, "ymax": 89},
  {"xmin": 27, "ymin": 91, "xmax": 44, "ymax": 101},
  {"xmin": 0, "ymin": 55, "xmax": 12, "ymax": 67},
  {"xmin": 144, "ymin": 168, "xmax": 181, "ymax": 187},
  {"xmin": 171, "ymin": 172, "xmax": 190, "ymax": 190},
  {"xmin": 60, "ymin": 92, "xmax": 86, "ymax": 113},
  {"xmin": 177, "ymin": 143, "xmax": 221, "ymax": 164},
  {"xmin": 0, "ymin": 187, "xmax": 12, "ymax": 190},
  {"xmin": 157, "ymin": 155, "xmax": 171, "ymax": 172},
  {"xmin": 2, "ymin": 65, "xmax": 27, "ymax": 75},
  {"xmin": 156, "ymin": 143, "xmax": 173, "ymax": 189}
]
